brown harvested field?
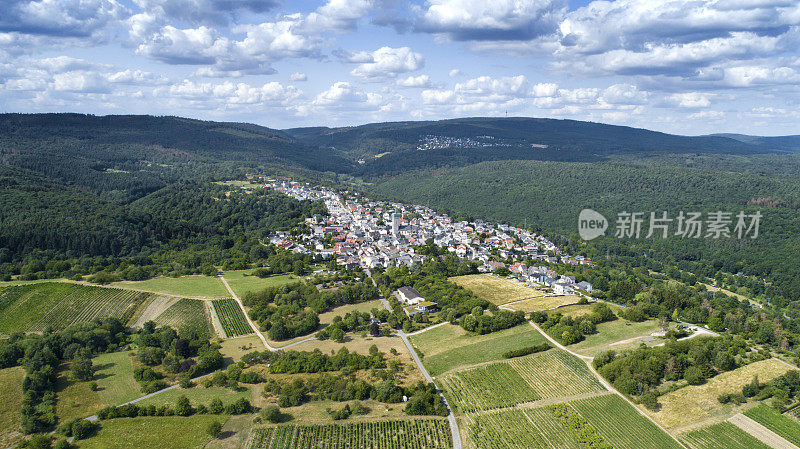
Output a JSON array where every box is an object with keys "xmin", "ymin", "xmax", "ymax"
[
  {"xmin": 130, "ymin": 294, "xmax": 181, "ymax": 328},
  {"xmin": 449, "ymin": 274, "xmax": 542, "ymax": 305},
  {"xmin": 278, "ymin": 334, "xmax": 425, "ymax": 387},
  {"xmin": 505, "ymin": 295, "xmax": 583, "ymax": 312},
  {"xmin": 647, "ymin": 358, "xmax": 795, "ymax": 432}
]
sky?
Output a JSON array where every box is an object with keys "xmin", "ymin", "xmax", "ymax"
[{"xmin": 1, "ymin": 0, "xmax": 799, "ymax": 135}]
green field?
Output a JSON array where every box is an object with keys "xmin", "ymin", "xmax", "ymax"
[
  {"xmin": 568, "ymin": 318, "xmax": 664, "ymax": 357},
  {"xmin": 93, "ymin": 351, "xmax": 141, "ymax": 406},
  {"xmin": 681, "ymin": 421, "xmax": 771, "ymax": 449},
  {"xmin": 56, "ymin": 363, "xmax": 103, "ymax": 422},
  {"xmin": 470, "ymin": 408, "xmax": 582, "ymax": 449},
  {"xmin": 111, "ymin": 276, "xmax": 229, "ymax": 299},
  {"xmin": 570, "ymin": 395, "xmax": 683, "ymax": 449},
  {"xmin": 0, "ymin": 366, "xmax": 25, "ymax": 448},
  {"xmin": 247, "ymin": 419, "xmax": 452, "ymax": 449},
  {"xmin": 212, "ymin": 298, "xmax": 253, "ymax": 337},
  {"xmin": 153, "ymin": 298, "xmax": 214, "ymax": 338},
  {"xmin": 135, "ymin": 385, "xmax": 252, "ymax": 408},
  {"xmin": 0, "ymin": 283, "xmax": 151, "ymax": 333},
  {"xmin": 409, "ymin": 323, "xmax": 546, "ymax": 376},
  {"xmin": 222, "ymin": 271, "xmax": 298, "ymax": 298},
  {"xmin": 77, "ymin": 415, "xmax": 223, "ymax": 449},
  {"xmin": 441, "ymin": 350, "xmax": 605, "ymax": 412},
  {"xmin": 743, "ymin": 404, "xmax": 800, "ymax": 446}
]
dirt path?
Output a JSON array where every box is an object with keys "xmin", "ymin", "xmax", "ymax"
[
  {"xmin": 729, "ymin": 413, "xmax": 800, "ymax": 449},
  {"xmin": 529, "ymin": 321, "xmax": 687, "ymax": 448},
  {"xmin": 219, "ymin": 275, "xmax": 274, "ymax": 351},
  {"xmin": 207, "ymin": 300, "xmax": 227, "ymax": 339}
]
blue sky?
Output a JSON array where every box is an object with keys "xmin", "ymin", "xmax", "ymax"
[{"xmin": 1, "ymin": 0, "xmax": 799, "ymax": 135}]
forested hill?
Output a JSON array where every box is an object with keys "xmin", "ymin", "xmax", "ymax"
[
  {"xmin": 0, "ymin": 113, "xmax": 353, "ymax": 183},
  {"xmin": 285, "ymin": 117, "xmax": 778, "ymax": 176}
]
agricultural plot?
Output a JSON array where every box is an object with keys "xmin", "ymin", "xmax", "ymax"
[
  {"xmin": 442, "ymin": 363, "xmax": 539, "ymax": 412},
  {"xmin": 410, "ymin": 323, "xmax": 547, "ymax": 376},
  {"xmin": 153, "ymin": 298, "xmax": 214, "ymax": 337},
  {"xmin": 681, "ymin": 422, "xmax": 771, "ymax": 449},
  {"xmin": 449, "ymin": 274, "xmax": 540, "ymax": 305},
  {"xmin": 469, "ymin": 409, "xmax": 581, "ymax": 449},
  {"xmin": 136, "ymin": 385, "xmax": 251, "ymax": 408},
  {"xmin": 246, "ymin": 419, "xmax": 452, "ymax": 449},
  {"xmin": 223, "ymin": 271, "xmax": 298, "ymax": 298},
  {"xmin": 93, "ymin": 351, "xmax": 141, "ymax": 406},
  {"xmin": 743, "ymin": 404, "xmax": 800, "ymax": 446},
  {"xmin": 78, "ymin": 415, "xmax": 222, "ymax": 449},
  {"xmin": 568, "ymin": 318, "xmax": 665, "ymax": 357},
  {"xmin": 504, "ymin": 295, "xmax": 581, "ymax": 312},
  {"xmin": 111, "ymin": 275, "xmax": 229, "ymax": 299},
  {"xmin": 0, "ymin": 366, "xmax": 25, "ymax": 448},
  {"xmin": 650, "ymin": 358, "xmax": 794, "ymax": 431},
  {"xmin": 212, "ymin": 298, "xmax": 253, "ymax": 337},
  {"xmin": 570, "ymin": 394, "xmax": 683, "ymax": 449},
  {"xmin": 0, "ymin": 282, "xmax": 151, "ymax": 333},
  {"xmin": 441, "ymin": 350, "xmax": 605, "ymax": 413}
]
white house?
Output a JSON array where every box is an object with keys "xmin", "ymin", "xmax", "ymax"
[
  {"xmin": 553, "ymin": 282, "xmax": 575, "ymax": 295},
  {"xmin": 397, "ymin": 286, "xmax": 425, "ymax": 305}
]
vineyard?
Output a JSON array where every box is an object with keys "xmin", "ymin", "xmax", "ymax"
[
  {"xmin": 246, "ymin": 419, "xmax": 452, "ymax": 449},
  {"xmin": 681, "ymin": 422, "xmax": 771, "ymax": 449},
  {"xmin": 0, "ymin": 282, "xmax": 152, "ymax": 333},
  {"xmin": 440, "ymin": 350, "xmax": 605, "ymax": 413},
  {"xmin": 743, "ymin": 405, "xmax": 800, "ymax": 446},
  {"xmin": 568, "ymin": 395, "xmax": 683, "ymax": 449},
  {"xmin": 153, "ymin": 298, "xmax": 214, "ymax": 338},
  {"xmin": 211, "ymin": 298, "xmax": 253, "ymax": 337},
  {"xmin": 469, "ymin": 408, "xmax": 582, "ymax": 449},
  {"xmin": 441, "ymin": 363, "xmax": 539, "ymax": 412}
]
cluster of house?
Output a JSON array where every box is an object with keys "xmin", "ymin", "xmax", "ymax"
[
  {"xmin": 503, "ymin": 263, "xmax": 593, "ymax": 294},
  {"xmin": 261, "ymin": 178, "xmax": 593, "ymax": 281}
]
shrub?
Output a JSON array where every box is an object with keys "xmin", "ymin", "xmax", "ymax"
[
  {"xmin": 207, "ymin": 420, "xmax": 223, "ymax": 438},
  {"xmin": 684, "ymin": 366, "xmax": 705, "ymax": 385}
]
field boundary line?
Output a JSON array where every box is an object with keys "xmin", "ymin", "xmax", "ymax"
[
  {"xmin": 729, "ymin": 413, "xmax": 799, "ymax": 449},
  {"xmin": 529, "ymin": 321, "xmax": 688, "ymax": 449},
  {"xmin": 406, "ymin": 321, "xmax": 450, "ymax": 336}
]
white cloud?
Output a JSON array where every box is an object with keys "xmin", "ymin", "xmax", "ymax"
[
  {"xmin": 0, "ymin": 0, "xmax": 129, "ymax": 39},
  {"xmin": 421, "ymin": 88, "xmax": 454, "ymax": 104},
  {"xmin": 668, "ymin": 92, "xmax": 712, "ymax": 108},
  {"xmin": 349, "ymin": 46, "xmax": 424, "ymax": 79},
  {"xmin": 313, "ymin": 81, "xmax": 383, "ymax": 108},
  {"xmin": 167, "ymin": 79, "xmax": 301, "ymax": 105},
  {"xmin": 416, "ymin": 0, "xmax": 566, "ymax": 41},
  {"xmin": 397, "ymin": 74, "xmax": 431, "ymax": 87},
  {"xmin": 554, "ymin": 0, "xmax": 800, "ymax": 77},
  {"xmin": 290, "ymin": 72, "xmax": 307, "ymax": 81},
  {"xmin": 449, "ymin": 69, "xmax": 462, "ymax": 78}
]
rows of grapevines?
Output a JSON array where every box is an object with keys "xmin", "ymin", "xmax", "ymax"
[
  {"xmin": 470, "ymin": 408, "xmax": 582, "ymax": 449},
  {"xmin": 509, "ymin": 350, "xmax": 605, "ymax": 398},
  {"xmin": 743, "ymin": 404, "xmax": 800, "ymax": 446},
  {"xmin": 681, "ymin": 422, "xmax": 771, "ymax": 449},
  {"xmin": 569, "ymin": 395, "xmax": 683, "ymax": 449},
  {"xmin": 212, "ymin": 298, "xmax": 252, "ymax": 337},
  {"xmin": 247, "ymin": 419, "xmax": 452, "ymax": 449},
  {"xmin": 441, "ymin": 362, "xmax": 538, "ymax": 412}
]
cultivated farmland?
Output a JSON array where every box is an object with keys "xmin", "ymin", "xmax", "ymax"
[
  {"xmin": 570, "ymin": 395, "xmax": 683, "ymax": 449},
  {"xmin": 212, "ymin": 298, "xmax": 253, "ymax": 337},
  {"xmin": 449, "ymin": 274, "xmax": 540, "ymax": 305},
  {"xmin": 0, "ymin": 283, "xmax": 152, "ymax": 333},
  {"xmin": 153, "ymin": 298, "xmax": 214, "ymax": 337},
  {"xmin": 0, "ymin": 366, "xmax": 25, "ymax": 448},
  {"xmin": 246, "ymin": 419, "xmax": 452, "ymax": 449},
  {"xmin": 469, "ymin": 408, "xmax": 581, "ymax": 449},
  {"xmin": 410, "ymin": 323, "xmax": 547, "ymax": 376},
  {"xmin": 743, "ymin": 404, "xmax": 800, "ymax": 446},
  {"xmin": 681, "ymin": 421, "xmax": 772, "ymax": 449},
  {"xmin": 441, "ymin": 350, "xmax": 605, "ymax": 413}
]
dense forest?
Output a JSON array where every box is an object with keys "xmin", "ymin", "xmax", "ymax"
[{"xmin": 372, "ymin": 159, "xmax": 800, "ymax": 302}]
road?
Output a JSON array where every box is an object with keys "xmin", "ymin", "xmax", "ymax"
[
  {"xmin": 219, "ymin": 274, "xmax": 275, "ymax": 351},
  {"xmin": 366, "ymin": 268, "xmax": 462, "ymax": 449}
]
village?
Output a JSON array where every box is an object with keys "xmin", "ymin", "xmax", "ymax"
[{"xmin": 262, "ymin": 178, "xmax": 594, "ymax": 316}]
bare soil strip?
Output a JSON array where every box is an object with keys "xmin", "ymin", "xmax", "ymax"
[
  {"xmin": 729, "ymin": 413, "xmax": 800, "ymax": 449},
  {"xmin": 131, "ymin": 295, "xmax": 180, "ymax": 328},
  {"xmin": 207, "ymin": 300, "xmax": 227, "ymax": 338}
]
